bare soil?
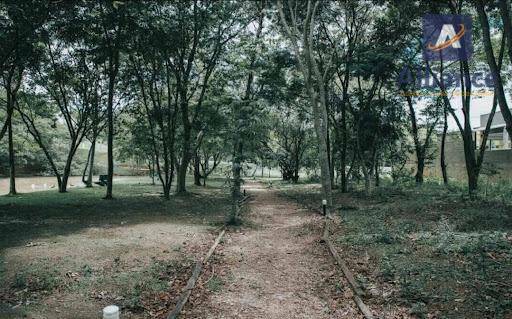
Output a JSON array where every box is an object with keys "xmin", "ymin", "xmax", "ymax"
[{"xmin": 184, "ymin": 182, "xmax": 361, "ymax": 318}]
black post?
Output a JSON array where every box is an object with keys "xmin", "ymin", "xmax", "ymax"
[
  {"xmin": 322, "ymin": 199, "xmax": 327, "ymax": 216},
  {"xmin": 243, "ymin": 189, "xmax": 246, "ymax": 197}
]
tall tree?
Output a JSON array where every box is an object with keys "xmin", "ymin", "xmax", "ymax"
[
  {"xmin": 278, "ymin": 0, "xmax": 333, "ymax": 210},
  {"xmin": 129, "ymin": 28, "xmax": 178, "ymax": 200},
  {"xmin": 29, "ymin": 35, "xmax": 101, "ymax": 192},
  {"xmin": 229, "ymin": 0, "xmax": 265, "ymax": 223},
  {"xmin": 0, "ymin": 0, "xmax": 47, "ymax": 195},
  {"xmin": 475, "ymin": 0, "xmax": 512, "ymax": 143},
  {"xmin": 428, "ymin": 23, "xmax": 507, "ymax": 194},
  {"xmin": 168, "ymin": 1, "xmax": 244, "ymax": 194}
]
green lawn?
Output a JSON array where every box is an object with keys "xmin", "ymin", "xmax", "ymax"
[
  {"xmin": 277, "ymin": 180, "xmax": 512, "ymax": 318},
  {"xmin": 0, "ymin": 177, "xmax": 229, "ymax": 250}
]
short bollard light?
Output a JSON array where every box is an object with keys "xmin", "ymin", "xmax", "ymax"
[
  {"xmin": 322, "ymin": 199, "xmax": 327, "ymax": 215},
  {"xmin": 103, "ymin": 305, "xmax": 119, "ymax": 319}
]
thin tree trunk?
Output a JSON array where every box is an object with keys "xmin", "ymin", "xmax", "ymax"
[
  {"xmin": 374, "ymin": 157, "xmax": 380, "ymax": 187},
  {"xmin": 340, "ymin": 100, "xmax": 347, "ymax": 193},
  {"xmin": 326, "ymin": 122, "xmax": 334, "ymax": 188},
  {"xmin": 7, "ymin": 111, "xmax": 16, "ymax": 195},
  {"xmin": 230, "ymin": 0, "xmax": 264, "ymax": 223},
  {"xmin": 416, "ymin": 157, "xmax": 425, "ymax": 184},
  {"xmin": 4, "ymin": 69, "xmax": 22, "ymax": 195},
  {"xmin": 17, "ymin": 103, "xmax": 63, "ymax": 190},
  {"xmin": 60, "ymin": 144, "xmax": 78, "ymax": 193},
  {"xmin": 0, "ymin": 106, "xmax": 13, "ymax": 143},
  {"xmin": 105, "ymin": 70, "xmax": 115, "ymax": 199},
  {"xmin": 163, "ymin": 183, "xmax": 171, "ymax": 200},
  {"xmin": 363, "ymin": 167, "xmax": 373, "ymax": 196},
  {"xmin": 82, "ymin": 142, "xmax": 92, "ymax": 185},
  {"xmin": 441, "ymin": 109, "xmax": 448, "ymax": 185},
  {"xmin": 498, "ymin": 0, "xmax": 512, "ymax": 73},
  {"xmin": 231, "ymin": 130, "xmax": 243, "ymax": 222},
  {"xmin": 193, "ymin": 152, "xmax": 201, "ymax": 186},
  {"xmin": 405, "ymin": 95, "xmax": 425, "ymax": 185},
  {"xmin": 476, "ymin": 1, "xmax": 512, "ymax": 141},
  {"xmin": 176, "ymin": 99, "xmax": 191, "ymax": 194},
  {"xmin": 86, "ymin": 138, "xmax": 96, "ymax": 187},
  {"xmin": 151, "ymin": 154, "xmax": 156, "ymax": 185}
]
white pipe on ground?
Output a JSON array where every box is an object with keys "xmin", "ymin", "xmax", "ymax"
[{"xmin": 103, "ymin": 305, "xmax": 119, "ymax": 319}]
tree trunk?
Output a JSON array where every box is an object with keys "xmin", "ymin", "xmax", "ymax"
[
  {"xmin": 176, "ymin": 97, "xmax": 191, "ymax": 194},
  {"xmin": 230, "ymin": 1, "xmax": 264, "ymax": 223},
  {"xmin": 441, "ymin": 108, "xmax": 449, "ymax": 185},
  {"xmin": 230, "ymin": 130, "xmax": 243, "ymax": 223},
  {"xmin": 60, "ymin": 146, "xmax": 76, "ymax": 193},
  {"xmin": 466, "ymin": 159, "xmax": 479, "ymax": 196},
  {"xmin": 462, "ymin": 129, "xmax": 479, "ymax": 196},
  {"xmin": 105, "ymin": 50, "xmax": 118, "ymax": 200},
  {"xmin": 476, "ymin": 2, "xmax": 512, "ymax": 141},
  {"xmin": 326, "ymin": 127, "xmax": 334, "ymax": 188},
  {"xmin": 406, "ymin": 95, "xmax": 425, "ymax": 185},
  {"xmin": 60, "ymin": 170, "xmax": 69, "ymax": 193},
  {"xmin": 151, "ymin": 154, "xmax": 156, "ymax": 185},
  {"xmin": 163, "ymin": 184, "xmax": 171, "ymax": 200},
  {"xmin": 363, "ymin": 167, "xmax": 373, "ymax": 196},
  {"xmin": 86, "ymin": 138, "xmax": 96, "ymax": 188},
  {"xmin": 106, "ymin": 97, "xmax": 114, "ymax": 199},
  {"xmin": 340, "ymin": 100, "xmax": 347, "ymax": 193},
  {"xmin": 0, "ymin": 105, "xmax": 13, "ymax": 143},
  {"xmin": 415, "ymin": 156, "xmax": 425, "ymax": 184},
  {"xmin": 375, "ymin": 158, "xmax": 380, "ymax": 187},
  {"xmin": 498, "ymin": 0, "xmax": 512, "ymax": 72},
  {"xmin": 193, "ymin": 152, "xmax": 201, "ymax": 186},
  {"xmin": 7, "ymin": 112, "xmax": 16, "ymax": 195},
  {"xmin": 293, "ymin": 153, "xmax": 300, "ymax": 183}
]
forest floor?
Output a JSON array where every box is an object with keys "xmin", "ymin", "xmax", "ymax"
[
  {"xmin": 277, "ymin": 180, "xmax": 512, "ymax": 319},
  {"xmin": 185, "ymin": 181, "xmax": 363, "ymax": 318},
  {"xmin": 3, "ymin": 177, "xmax": 510, "ymax": 318}
]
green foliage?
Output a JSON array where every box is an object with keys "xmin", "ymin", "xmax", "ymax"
[
  {"xmin": 11, "ymin": 261, "xmax": 61, "ymax": 293},
  {"xmin": 206, "ymin": 275, "xmax": 224, "ymax": 292}
]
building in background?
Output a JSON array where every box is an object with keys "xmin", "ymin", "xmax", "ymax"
[
  {"xmin": 474, "ymin": 110, "xmax": 511, "ymax": 151},
  {"xmin": 411, "ymin": 109, "xmax": 512, "ymax": 182}
]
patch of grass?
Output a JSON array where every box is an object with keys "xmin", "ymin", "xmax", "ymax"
[
  {"xmin": 10, "ymin": 260, "xmax": 61, "ymax": 293},
  {"xmin": 206, "ymin": 275, "xmax": 224, "ymax": 292},
  {"xmin": 0, "ymin": 177, "xmax": 230, "ymax": 250}
]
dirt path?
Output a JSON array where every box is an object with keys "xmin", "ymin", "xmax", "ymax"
[{"xmin": 184, "ymin": 182, "xmax": 361, "ymax": 318}]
